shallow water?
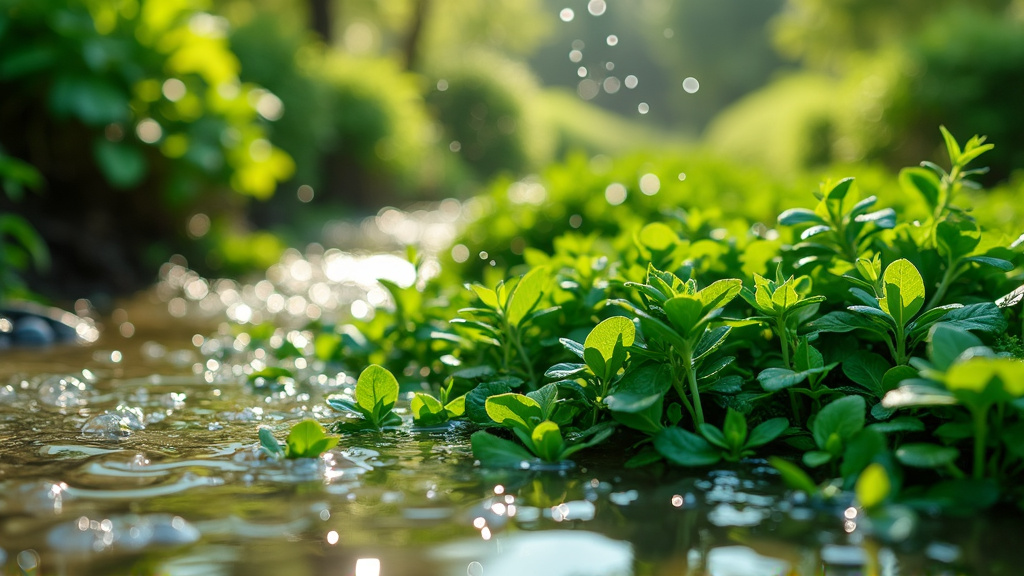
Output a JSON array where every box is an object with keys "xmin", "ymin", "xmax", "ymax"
[{"xmin": 2, "ymin": 214, "xmax": 1022, "ymax": 575}]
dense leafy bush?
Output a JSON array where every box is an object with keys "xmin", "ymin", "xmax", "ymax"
[{"xmin": 0, "ymin": 0, "xmax": 293, "ymax": 296}]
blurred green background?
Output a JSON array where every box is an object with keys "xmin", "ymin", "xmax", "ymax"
[{"xmin": 1, "ymin": 0, "xmax": 1022, "ymax": 304}]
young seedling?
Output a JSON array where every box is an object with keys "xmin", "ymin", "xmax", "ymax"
[
  {"xmin": 546, "ymin": 316, "xmax": 635, "ymax": 423},
  {"xmin": 778, "ymin": 177, "xmax": 896, "ymax": 272},
  {"xmin": 259, "ymin": 419, "xmax": 339, "ymax": 460},
  {"xmin": 451, "ymin": 266, "xmax": 557, "ymax": 388},
  {"xmin": 808, "ymin": 258, "xmax": 1006, "ymax": 365},
  {"xmin": 801, "ymin": 395, "xmax": 887, "ymax": 484},
  {"xmin": 614, "ymin": 264, "xmax": 743, "ymax": 426},
  {"xmin": 327, "ymin": 364, "xmax": 403, "ymax": 431},
  {"xmin": 410, "ymin": 378, "xmax": 467, "ymax": 427},
  {"xmin": 470, "ymin": 387, "xmax": 611, "ymax": 467},
  {"xmin": 653, "ymin": 408, "xmax": 788, "ymax": 466}
]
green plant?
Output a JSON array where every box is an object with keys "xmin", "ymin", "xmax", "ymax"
[
  {"xmin": 808, "ymin": 258, "xmax": 1006, "ymax": 365},
  {"xmin": 259, "ymin": 419, "xmax": 339, "ymax": 459},
  {"xmin": 451, "ymin": 267, "xmax": 556, "ymax": 388},
  {"xmin": 614, "ymin": 265, "xmax": 743, "ymax": 426},
  {"xmin": 546, "ymin": 316, "xmax": 635, "ymax": 419},
  {"xmin": 654, "ymin": 408, "xmax": 788, "ymax": 466},
  {"xmin": 884, "ymin": 323, "xmax": 1024, "ymax": 480},
  {"xmin": 410, "ymin": 379, "xmax": 467, "ymax": 427},
  {"xmin": 327, "ymin": 364, "xmax": 403, "ymax": 431}
]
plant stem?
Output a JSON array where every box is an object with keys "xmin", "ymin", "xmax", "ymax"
[
  {"xmin": 924, "ymin": 259, "xmax": 960, "ymax": 311},
  {"xmin": 895, "ymin": 325, "xmax": 907, "ymax": 366},
  {"xmin": 670, "ymin": 358, "xmax": 697, "ymax": 424},
  {"xmin": 973, "ymin": 407, "xmax": 989, "ymax": 480},
  {"xmin": 681, "ymin": 341, "xmax": 704, "ymax": 427},
  {"xmin": 777, "ymin": 319, "xmax": 801, "ymax": 422},
  {"xmin": 510, "ymin": 328, "xmax": 537, "ymax": 389}
]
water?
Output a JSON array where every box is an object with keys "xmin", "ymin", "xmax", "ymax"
[{"xmin": 1, "ymin": 207, "xmax": 1021, "ymax": 575}]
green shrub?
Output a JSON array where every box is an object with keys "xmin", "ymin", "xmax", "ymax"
[{"xmin": 426, "ymin": 54, "xmax": 552, "ymax": 183}]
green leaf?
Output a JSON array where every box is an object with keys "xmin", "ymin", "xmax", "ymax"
[
  {"xmin": 757, "ymin": 367, "xmax": 808, "ymax": 392},
  {"xmin": 769, "ymin": 456, "xmax": 818, "ymax": 493},
  {"xmin": 936, "ymin": 218, "xmax": 981, "ymax": 262},
  {"xmin": 840, "ymin": 428, "xmax": 886, "ymax": 480},
  {"xmin": 896, "ymin": 443, "xmax": 960, "ymax": 468},
  {"xmin": 931, "ymin": 302, "xmax": 1007, "ymax": 335},
  {"xmin": 722, "ymin": 408, "xmax": 748, "ymax": 449},
  {"xmin": 899, "ymin": 167, "xmax": 941, "ymax": 211},
  {"xmin": 326, "ymin": 397, "xmax": 362, "ymax": 416},
  {"xmin": 444, "ymin": 394, "xmax": 467, "ymax": 418},
  {"xmin": 506, "ymin": 267, "xmax": 548, "ymax": 327},
  {"xmin": 802, "ymin": 450, "xmax": 833, "ymax": 468},
  {"xmin": 928, "ymin": 323, "xmax": 983, "ymax": 371},
  {"xmin": 697, "ymin": 279, "xmax": 743, "ymax": 313},
  {"xmin": 855, "ymin": 462, "xmax": 891, "ymax": 509},
  {"xmin": 526, "ymin": 383, "xmax": 559, "ymax": 419},
  {"xmin": 355, "ymin": 365, "xmax": 399, "ymax": 425},
  {"xmin": 584, "ymin": 316, "xmax": 636, "ymax": 362},
  {"xmin": 663, "ymin": 295, "xmax": 704, "ymax": 336},
  {"xmin": 693, "ymin": 326, "xmax": 731, "ymax": 361},
  {"xmin": 745, "ymin": 418, "xmax": 788, "ymax": 449},
  {"xmin": 285, "ymin": 420, "xmax": 338, "ymax": 459},
  {"xmin": 881, "ymin": 259, "xmax": 925, "ymax": 326},
  {"xmin": 530, "ymin": 421, "xmax": 565, "ymax": 462},
  {"xmin": 778, "ymin": 207, "xmax": 827, "ymax": 227},
  {"xmin": 699, "ymin": 423, "xmax": 728, "ymax": 449},
  {"xmin": 248, "ymin": 366, "xmax": 295, "ymax": 383},
  {"xmin": 258, "ymin": 427, "xmax": 283, "ymax": 458},
  {"xmin": 812, "ymin": 395, "xmax": 866, "ymax": 450},
  {"xmin": 939, "ymin": 125, "xmax": 962, "ymax": 165},
  {"xmin": 868, "ymin": 416, "xmax": 925, "ymax": 434},
  {"xmin": 842, "ymin": 351, "xmax": 890, "ymax": 398},
  {"xmin": 946, "ymin": 357, "xmax": 1024, "ymax": 398},
  {"xmin": 605, "ymin": 363, "xmax": 671, "ymax": 413},
  {"xmin": 824, "ymin": 177, "xmax": 855, "ymax": 203},
  {"xmin": 654, "ymin": 427, "xmax": 721, "ymax": 467},
  {"xmin": 637, "ymin": 222, "xmax": 678, "ymax": 251},
  {"xmin": 471, "ymin": 431, "xmax": 534, "ymax": 468},
  {"xmin": 485, "ymin": 393, "xmax": 543, "ymax": 434},
  {"xmin": 470, "ymin": 284, "xmax": 500, "ymax": 309},
  {"xmin": 806, "ymin": 311, "xmax": 890, "ymax": 338},
  {"xmin": 411, "ymin": 393, "xmax": 447, "ymax": 426},
  {"xmin": 545, "ymin": 362, "xmax": 587, "ymax": 379}
]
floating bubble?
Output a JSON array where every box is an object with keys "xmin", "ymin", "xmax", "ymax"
[
  {"xmin": 638, "ymin": 102, "xmax": 649, "ymax": 114},
  {"xmin": 37, "ymin": 375, "xmax": 89, "ymax": 410},
  {"xmin": 639, "ymin": 173, "xmax": 661, "ymax": 196},
  {"xmin": 577, "ymin": 79, "xmax": 599, "ymax": 100},
  {"xmin": 587, "ymin": 0, "xmax": 607, "ymax": 16},
  {"xmin": 606, "ymin": 35, "xmax": 618, "ymax": 46},
  {"xmin": 682, "ymin": 77, "xmax": 700, "ymax": 93},
  {"xmin": 81, "ymin": 414, "xmax": 132, "ymax": 440},
  {"xmin": 569, "ymin": 49, "xmax": 582, "ymax": 63},
  {"xmin": 577, "ymin": 66, "xmax": 588, "ymax": 78},
  {"xmin": 603, "ymin": 77, "xmax": 621, "ymax": 94},
  {"xmin": 559, "ymin": 8, "xmax": 574, "ymax": 22},
  {"xmin": 625, "ymin": 75, "xmax": 638, "ymax": 89}
]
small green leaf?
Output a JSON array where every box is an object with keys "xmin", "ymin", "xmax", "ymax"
[
  {"xmin": 470, "ymin": 284, "xmax": 500, "ymax": 309},
  {"xmin": 663, "ymin": 295, "xmax": 704, "ymax": 336},
  {"xmin": 881, "ymin": 259, "xmax": 925, "ymax": 326},
  {"xmin": 802, "ymin": 450, "xmax": 833, "ymax": 468},
  {"xmin": 929, "ymin": 324, "xmax": 983, "ymax": 371},
  {"xmin": 697, "ymin": 279, "xmax": 743, "ymax": 314},
  {"xmin": 769, "ymin": 456, "xmax": 818, "ymax": 493},
  {"xmin": 444, "ymin": 394, "xmax": 467, "ymax": 418},
  {"xmin": 842, "ymin": 351, "xmax": 891, "ymax": 398},
  {"xmin": 531, "ymin": 421, "xmax": 565, "ymax": 462},
  {"xmin": 285, "ymin": 420, "xmax": 338, "ymax": 459},
  {"xmin": 896, "ymin": 443, "xmax": 960, "ymax": 468},
  {"xmin": 899, "ymin": 167, "xmax": 941, "ymax": 211},
  {"xmin": 745, "ymin": 418, "xmax": 788, "ymax": 449},
  {"xmin": 757, "ymin": 367, "xmax": 807, "ymax": 392},
  {"xmin": 526, "ymin": 383, "xmax": 559, "ymax": 419},
  {"xmin": 812, "ymin": 395, "xmax": 866, "ymax": 450},
  {"xmin": 355, "ymin": 365, "xmax": 399, "ymax": 425},
  {"xmin": 637, "ymin": 222, "xmax": 678, "ymax": 251},
  {"xmin": 699, "ymin": 423, "xmax": 728, "ymax": 449},
  {"xmin": 471, "ymin": 431, "xmax": 534, "ymax": 468},
  {"xmin": 855, "ymin": 462, "xmax": 891, "ymax": 509},
  {"xmin": 506, "ymin": 267, "xmax": 548, "ymax": 326},
  {"xmin": 584, "ymin": 316, "xmax": 636, "ymax": 363},
  {"xmin": 722, "ymin": 408, "xmax": 747, "ymax": 449},
  {"xmin": 485, "ymin": 393, "xmax": 543, "ymax": 434},
  {"xmin": 258, "ymin": 427, "xmax": 284, "ymax": 458},
  {"xmin": 654, "ymin": 427, "xmax": 721, "ymax": 467},
  {"xmin": 778, "ymin": 207, "xmax": 827, "ymax": 227},
  {"xmin": 411, "ymin": 393, "xmax": 447, "ymax": 426}
]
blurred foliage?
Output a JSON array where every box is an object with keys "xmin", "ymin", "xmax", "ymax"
[
  {"xmin": 427, "ymin": 54, "xmax": 551, "ymax": 183},
  {"xmin": 0, "ymin": 149, "xmax": 48, "ymax": 303}
]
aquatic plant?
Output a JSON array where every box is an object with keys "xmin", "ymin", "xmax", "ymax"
[
  {"xmin": 259, "ymin": 419, "xmax": 339, "ymax": 460},
  {"xmin": 327, "ymin": 364, "xmax": 403, "ymax": 431}
]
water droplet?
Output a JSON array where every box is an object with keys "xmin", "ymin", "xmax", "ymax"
[
  {"xmin": 606, "ymin": 35, "xmax": 618, "ymax": 46},
  {"xmin": 569, "ymin": 49, "xmax": 583, "ymax": 63},
  {"xmin": 559, "ymin": 8, "xmax": 574, "ymax": 22},
  {"xmin": 602, "ymin": 77, "xmax": 621, "ymax": 94},
  {"xmin": 577, "ymin": 79, "xmax": 599, "ymax": 100},
  {"xmin": 577, "ymin": 66, "xmax": 588, "ymax": 78},
  {"xmin": 682, "ymin": 77, "xmax": 700, "ymax": 94},
  {"xmin": 605, "ymin": 61, "xmax": 615, "ymax": 71},
  {"xmin": 467, "ymin": 561, "xmax": 484, "ymax": 576},
  {"xmin": 81, "ymin": 414, "xmax": 131, "ymax": 440},
  {"xmin": 624, "ymin": 75, "xmax": 638, "ymax": 89},
  {"xmin": 639, "ymin": 173, "xmax": 660, "ymax": 195},
  {"xmin": 638, "ymin": 102, "xmax": 649, "ymax": 114},
  {"xmin": 587, "ymin": 0, "xmax": 607, "ymax": 16},
  {"xmin": 604, "ymin": 183, "xmax": 627, "ymax": 206}
]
